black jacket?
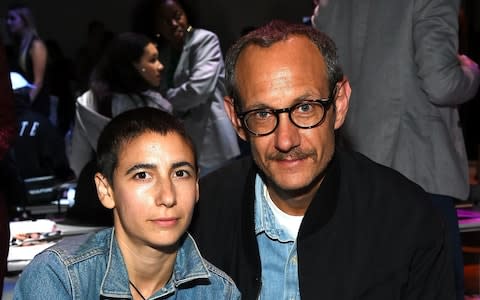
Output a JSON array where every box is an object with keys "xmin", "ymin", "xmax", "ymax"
[
  {"xmin": 190, "ymin": 149, "xmax": 454, "ymax": 299},
  {"xmin": 13, "ymin": 108, "xmax": 71, "ymax": 180}
]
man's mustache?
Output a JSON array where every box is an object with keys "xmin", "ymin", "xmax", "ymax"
[{"xmin": 268, "ymin": 148, "xmax": 316, "ymax": 161}]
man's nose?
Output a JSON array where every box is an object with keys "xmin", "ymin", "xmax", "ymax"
[{"xmin": 274, "ymin": 113, "xmax": 301, "ymax": 152}]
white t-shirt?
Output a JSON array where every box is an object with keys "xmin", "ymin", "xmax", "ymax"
[{"xmin": 263, "ymin": 185, "xmax": 304, "ymax": 240}]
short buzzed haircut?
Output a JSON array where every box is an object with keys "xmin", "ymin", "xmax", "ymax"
[{"xmin": 96, "ymin": 107, "xmax": 197, "ymax": 185}]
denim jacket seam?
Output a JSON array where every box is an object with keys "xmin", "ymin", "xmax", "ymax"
[
  {"xmin": 204, "ymin": 261, "xmax": 237, "ymax": 286},
  {"xmin": 47, "ymin": 247, "xmax": 107, "ymax": 266}
]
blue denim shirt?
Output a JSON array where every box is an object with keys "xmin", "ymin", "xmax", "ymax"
[
  {"xmin": 255, "ymin": 175, "xmax": 301, "ymax": 300},
  {"xmin": 13, "ymin": 228, "xmax": 240, "ymax": 299}
]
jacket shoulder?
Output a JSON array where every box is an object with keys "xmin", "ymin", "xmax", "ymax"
[
  {"xmin": 337, "ymin": 149, "xmax": 440, "ymax": 234},
  {"xmin": 192, "ymin": 28, "xmax": 219, "ymax": 40},
  {"xmin": 339, "ymin": 149, "xmax": 427, "ymax": 197},
  {"xmin": 189, "ymin": 29, "xmax": 220, "ymax": 48},
  {"xmin": 46, "ymin": 228, "xmax": 111, "ymax": 266}
]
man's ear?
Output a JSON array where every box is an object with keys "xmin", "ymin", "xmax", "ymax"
[
  {"xmin": 94, "ymin": 173, "xmax": 115, "ymax": 209},
  {"xmin": 224, "ymin": 96, "xmax": 247, "ymax": 141},
  {"xmin": 333, "ymin": 77, "xmax": 351, "ymax": 130}
]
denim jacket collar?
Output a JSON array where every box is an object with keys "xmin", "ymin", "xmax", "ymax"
[{"xmin": 100, "ymin": 229, "xmax": 211, "ymax": 299}]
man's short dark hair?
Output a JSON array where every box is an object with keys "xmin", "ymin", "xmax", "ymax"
[
  {"xmin": 96, "ymin": 107, "xmax": 197, "ymax": 185},
  {"xmin": 225, "ymin": 20, "xmax": 343, "ymax": 111}
]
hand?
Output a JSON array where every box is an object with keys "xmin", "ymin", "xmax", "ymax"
[
  {"xmin": 459, "ymin": 54, "xmax": 479, "ymax": 71},
  {"xmin": 459, "ymin": 55, "xmax": 480, "ymax": 85}
]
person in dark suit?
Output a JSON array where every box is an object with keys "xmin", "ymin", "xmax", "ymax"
[{"xmin": 12, "ymin": 94, "xmax": 72, "ymax": 182}]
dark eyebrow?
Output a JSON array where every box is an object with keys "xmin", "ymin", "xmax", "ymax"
[
  {"xmin": 125, "ymin": 161, "xmax": 195, "ymax": 176},
  {"xmin": 172, "ymin": 161, "xmax": 195, "ymax": 170},
  {"xmin": 125, "ymin": 163, "xmax": 156, "ymax": 176}
]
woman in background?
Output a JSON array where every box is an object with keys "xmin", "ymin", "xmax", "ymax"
[
  {"xmin": 70, "ymin": 32, "xmax": 172, "ymax": 177},
  {"xmin": 132, "ymin": 0, "xmax": 240, "ymax": 176},
  {"xmin": 5, "ymin": 3, "xmax": 50, "ymax": 118},
  {"xmin": 68, "ymin": 32, "xmax": 172, "ymax": 226}
]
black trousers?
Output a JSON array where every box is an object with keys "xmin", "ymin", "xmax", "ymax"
[{"xmin": 430, "ymin": 193, "xmax": 464, "ymax": 300}]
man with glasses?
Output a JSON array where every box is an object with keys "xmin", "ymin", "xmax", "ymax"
[{"xmin": 190, "ymin": 20, "xmax": 454, "ymax": 299}]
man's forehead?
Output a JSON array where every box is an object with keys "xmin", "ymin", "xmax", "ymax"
[
  {"xmin": 235, "ymin": 36, "xmax": 326, "ymax": 78},
  {"xmin": 234, "ymin": 37, "xmax": 328, "ymax": 97},
  {"xmin": 240, "ymin": 35, "xmax": 321, "ymax": 56}
]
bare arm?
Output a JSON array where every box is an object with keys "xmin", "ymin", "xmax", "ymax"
[{"xmin": 29, "ymin": 39, "xmax": 48, "ymax": 101}]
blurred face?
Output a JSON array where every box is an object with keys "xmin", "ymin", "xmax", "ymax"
[
  {"xmin": 95, "ymin": 131, "xmax": 198, "ymax": 252},
  {"xmin": 6, "ymin": 10, "xmax": 25, "ymax": 35},
  {"xmin": 156, "ymin": 0, "xmax": 189, "ymax": 48},
  {"xmin": 225, "ymin": 36, "xmax": 350, "ymax": 213},
  {"xmin": 134, "ymin": 43, "xmax": 164, "ymax": 87}
]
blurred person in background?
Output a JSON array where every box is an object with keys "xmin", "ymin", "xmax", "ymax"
[
  {"xmin": 70, "ymin": 32, "xmax": 172, "ymax": 177},
  {"xmin": 132, "ymin": 0, "xmax": 240, "ymax": 176},
  {"xmin": 5, "ymin": 3, "xmax": 50, "ymax": 119},
  {"xmin": 67, "ymin": 32, "xmax": 172, "ymax": 226},
  {"xmin": 312, "ymin": 0, "xmax": 480, "ymax": 297}
]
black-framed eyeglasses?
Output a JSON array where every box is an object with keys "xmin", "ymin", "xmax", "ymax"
[{"xmin": 236, "ymin": 85, "xmax": 338, "ymax": 136}]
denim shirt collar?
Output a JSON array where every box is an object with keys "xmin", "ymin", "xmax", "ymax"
[
  {"xmin": 254, "ymin": 174, "xmax": 294, "ymax": 243},
  {"xmin": 100, "ymin": 229, "xmax": 211, "ymax": 299}
]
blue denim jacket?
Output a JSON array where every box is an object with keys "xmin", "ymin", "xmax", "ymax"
[{"xmin": 13, "ymin": 228, "xmax": 240, "ymax": 299}]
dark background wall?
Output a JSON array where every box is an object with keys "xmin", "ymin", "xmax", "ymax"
[
  {"xmin": 0, "ymin": 1, "xmax": 137, "ymax": 58},
  {"xmin": 0, "ymin": 1, "xmax": 478, "ymax": 158},
  {"xmin": 0, "ymin": 0, "xmax": 314, "ymax": 58},
  {"xmin": 184, "ymin": 0, "xmax": 313, "ymax": 53},
  {"xmin": 1, "ymin": 1, "xmax": 478, "ymax": 63}
]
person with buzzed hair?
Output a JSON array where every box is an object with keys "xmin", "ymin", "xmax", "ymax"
[{"xmin": 14, "ymin": 107, "xmax": 240, "ymax": 300}]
